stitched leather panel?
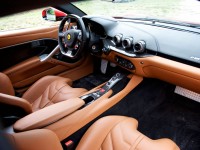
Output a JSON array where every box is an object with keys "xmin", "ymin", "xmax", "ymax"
[
  {"xmin": 0, "ymin": 72, "xmax": 14, "ymax": 95},
  {"xmin": 100, "ymin": 117, "xmax": 142, "ymax": 150},
  {"xmin": 77, "ymin": 116, "xmax": 180, "ymax": 150},
  {"xmin": 22, "ymin": 76, "xmax": 72, "ymax": 104},
  {"xmin": 31, "ymin": 79, "xmax": 87, "ymax": 112},
  {"xmin": 9, "ymin": 129, "xmax": 63, "ymax": 150}
]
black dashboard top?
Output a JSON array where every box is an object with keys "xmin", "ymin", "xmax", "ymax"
[{"xmin": 83, "ymin": 15, "xmax": 200, "ymax": 67}]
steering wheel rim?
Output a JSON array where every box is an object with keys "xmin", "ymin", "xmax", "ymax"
[{"xmin": 58, "ymin": 14, "xmax": 87, "ymax": 59}]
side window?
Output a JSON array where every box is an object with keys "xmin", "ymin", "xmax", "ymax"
[{"xmin": 0, "ymin": 8, "xmax": 58, "ymax": 32}]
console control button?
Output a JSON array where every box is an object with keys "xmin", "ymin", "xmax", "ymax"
[{"xmin": 115, "ymin": 56, "xmax": 135, "ymax": 70}]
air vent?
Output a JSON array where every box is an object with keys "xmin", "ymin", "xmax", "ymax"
[
  {"xmin": 113, "ymin": 34, "xmax": 123, "ymax": 46},
  {"xmin": 134, "ymin": 41, "xmax": 146, "ymax": 53},
  {"xmin": 122, "ymin": 37, "xmax": 133, "ymax": 50}
]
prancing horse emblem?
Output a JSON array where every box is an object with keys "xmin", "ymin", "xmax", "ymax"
[{"xmin": 67, "ymin": 34, "xmax": 71, "ymax": 40}]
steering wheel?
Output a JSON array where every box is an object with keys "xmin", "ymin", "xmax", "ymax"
[{"xmin": 58, "ymin": 14, "xmax": 87, "ymax": 59}]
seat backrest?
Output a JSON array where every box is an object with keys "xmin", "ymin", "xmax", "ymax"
[
  {"xmin": 76, "ymin": 116, "xmax": 180, "ymax": 150},
  {"xmin": 0, "ymin": 72, "xmax": 14, "ymax": 96}
]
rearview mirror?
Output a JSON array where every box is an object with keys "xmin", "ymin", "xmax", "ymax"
[{"xmin": 42, "ymin": 8, "xmax": 67, "ymax": 21}]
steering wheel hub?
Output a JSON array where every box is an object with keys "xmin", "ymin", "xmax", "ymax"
[{"xmin": 63, "ymin": 29, "xmax": 80, "ymax": 48}]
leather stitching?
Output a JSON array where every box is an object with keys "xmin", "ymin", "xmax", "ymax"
[
  {"xmin": 119, "ymin": 123, "xmax": 132, "ymax": 147},
  {"xmin": 129, "ymin": 134, "xmax": 144, "ymax": 150},
  {"xmin": 40, "ymin": 83, "xmax": 67, "ymax": 108},
  {"xmin": 50, "ymin": 85, "xmax": 69, "ymax": 103},
  {"xmin": 110, "ymin": 132, "xmax": 114, "ymax": 150},
  {"xmin": 100, "ymin": 118, "xmax": 133, "ymax": 150}
]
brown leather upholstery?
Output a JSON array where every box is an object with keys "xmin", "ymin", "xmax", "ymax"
[
  {"xmin": 0, "ymin": 72, "xmax": 15, "ymax": 96},
  {"xmin": 0, "ymin": 93, "xmax": 32, "ymax": 114},
  {"xmin": 77, "ymin": 116, "xmax": 180, "ymax": 150},
  {"xmin": 14, "ymin": 98, "xmax": 85, "ymax": 131},
  {"xmin": 22, "ymin": 76, "xmax": 87, "ymax": 112},
  {"xmin": 9, "ymin": 116, "xmax": 179, "ymax": 150},
  {"xmin": 0, "ymin": 73, "xmax": 87, "ymax": 113},
  {"xmin": 9, "ymin": 129, "xmax": 63, "ymax": 150}
]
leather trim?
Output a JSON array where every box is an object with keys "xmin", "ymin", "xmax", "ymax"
[
  {"xmin": 59, "ymin": 54, "xmax": 94, "ymax": 81},
  {"xmin": 3, "ymin": 55, "xmax": 92, "ymax": 90},
  {"xmin": 14, "ymin": 98, "xmax": 85, "ymax": 131},
  {"xmin": 77, "ymin": 116, "xmax": 139, "ymax": 150},
  {"xmin": 77, "ymin": 116, "xmax": 179, "ymax": 150},
  {"xmin": 22, "ymin": 76, "xmax": 72, "ymax": 104},
  {"xmin": 0, "ymin": 72, "xmax": 14, "ymax": 95},
  {"xmin": 0, "ymin": 26, "xmax": 58, "ymax": 48},
  {"xmin": 45, "ymin": 75, "xmax": 143, "ymax": 140},
  {"xmin": 3, "ymin": 57, "xmax": 71, "ymax": 89},
  {"xmin": 3, "ymin": 56, "xmax": 43, "ymax": 76},
  {"xmin": 0, "ymin": 93, "xmax": 32, "ymax": 114},
  {"xmin": 103, "ymin": 52, "xmax": 200, "ymax": 93},
  {"xmin": 9, "ymin": 129, "xmax": 63, "ymax": 150}
]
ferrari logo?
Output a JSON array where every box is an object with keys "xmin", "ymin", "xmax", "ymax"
[{"xmin": 67, "ymin": 34, "xmax": 71, "ymax": 40}]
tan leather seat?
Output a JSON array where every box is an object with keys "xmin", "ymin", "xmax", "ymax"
[
  {"xmin": 8, "ymin": 116, "xmax": 180, "ymax": 150},
  {"xmin": 0, "ymin": 72, "xmax": 87, "ymax": 113}
]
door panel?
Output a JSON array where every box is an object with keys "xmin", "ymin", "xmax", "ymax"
[
  {"xmin": 0, "ymin": 26, "xmax": 58, "ymax": 48},
  {"xmin": 0, "ymin": 26, "xmax": 91, "ymax": 91},
  {"xmin": 0, "ymin": 39, "xmax": 58, "ymax": 71},
  {"xmin": 3, "ymin": 56, "xmax": 70, "ymax": 88}
]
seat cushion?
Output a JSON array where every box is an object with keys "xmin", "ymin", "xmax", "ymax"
[
  {"xmin": 22, "ymin": 76, "xmax": 87, "ymax": 112},
  {"xmin": 76, "ymin": 116, "xmax": 180, "ymax": 150}
]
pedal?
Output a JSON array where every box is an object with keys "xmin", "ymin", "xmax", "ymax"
[
  {"xmin": 100, "ymin": 59, "xmax": 108, "ymax": 74},
  {"xmin": 175, "ymin": 86, "xmax": 200, "ymax": 103}
]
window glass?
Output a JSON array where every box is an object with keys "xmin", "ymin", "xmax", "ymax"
[
  {"xmin": 0, "ymin": 8, "xmax": 57, "ymax": 32},
  {"xmin": 73, "ymin": 0, "xmax": 200, "ymax": 25}
]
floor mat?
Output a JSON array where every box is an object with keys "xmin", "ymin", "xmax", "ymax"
[
  {"xmin": 72, "ymin": 73, "xmax": 113, "ymax": 90},
  {"xmin": 118, "ymin": 78, "xmax": 200, "ymax": 150},
  {"xmin": 72, "ymin": 64, "xmax": 127, "ymax": 90}
]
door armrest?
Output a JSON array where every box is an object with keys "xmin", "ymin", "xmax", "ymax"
[{"xmin": 0, "ymin": 93, "xmax": 32, "ymax": 114}]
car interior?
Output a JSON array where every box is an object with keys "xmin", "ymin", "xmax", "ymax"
[{"xmin": 0, "ymin": 0, "xmax": 200, "ymax": 150}]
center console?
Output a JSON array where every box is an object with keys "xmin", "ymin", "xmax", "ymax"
[
  {"xmin": 12, "ymin": 73, "xmax": 143, "ymax": 142},
  {"xmin": 80, "ymin": 73, "xmax": 126, "ymax": 105}
]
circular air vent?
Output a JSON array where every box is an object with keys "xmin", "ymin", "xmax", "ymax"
[
  {"xmin": 122, "ymin": 37, "xmax": 133, "ymax": 50},
  {"xmin": 134, "ymin": 41, "xmax": 146, "ymax": 53},
  {"xmin": 113, "ymin": 34, "xmax": 123, "ymax": 46}
]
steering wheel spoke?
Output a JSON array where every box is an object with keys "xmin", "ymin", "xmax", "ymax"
[
  {"xmin": 77, "ymin": 31, "xmax": 82, "ymax": 41},
  {"xmin": 58, "ymin": 32, "xmax": 65, "ymax": 38}
]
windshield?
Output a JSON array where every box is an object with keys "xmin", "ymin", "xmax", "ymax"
[{"xmin": 73, "ymin": 0, "xmax": 200, "ymax": 25}]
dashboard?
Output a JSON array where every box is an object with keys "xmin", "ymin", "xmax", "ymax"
[
  {"xmin": 82, "ymin": 15, "xmax": 200, "ymax": 94},
  {"xmin": 83, "ymin": 16, "xmax": 200, "ymax": 68}
]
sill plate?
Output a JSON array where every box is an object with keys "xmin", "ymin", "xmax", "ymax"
[{"xmin": 175, "ymin": 86, "xmax": 200, "ymax": 103}]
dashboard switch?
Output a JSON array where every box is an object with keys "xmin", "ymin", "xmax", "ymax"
[
  {"xmin": 90, "ymin": 44, "xmax": 102, "ymax": 55},
  {"xmin": 115, "ymin": 56, "xmax": 135, "ymax": 70}
]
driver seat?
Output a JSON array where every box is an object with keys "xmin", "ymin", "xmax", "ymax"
[{"xmin": 0, "ymin": 72, "xmax": 87, "ymax": 113}]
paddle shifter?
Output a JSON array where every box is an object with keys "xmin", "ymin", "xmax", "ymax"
[{"xmin": 80, "ymin": 73, "xmax": 126, "ymax": 104}]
